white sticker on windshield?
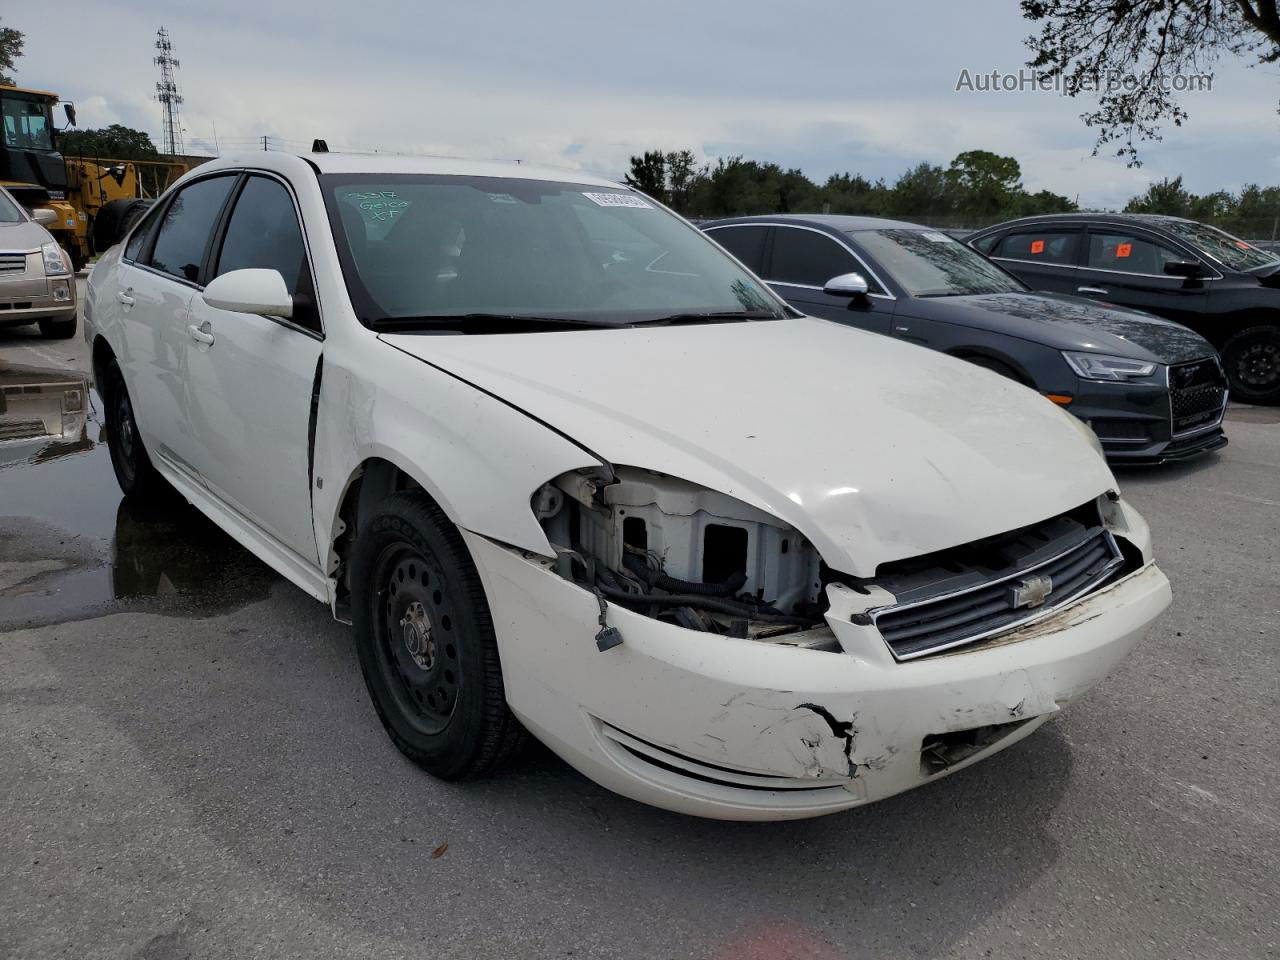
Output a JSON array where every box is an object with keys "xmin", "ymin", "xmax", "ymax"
[
  {"xmin": 583, "ymin": 192, "xmax": 653, "ymax": 209},
  {"xmin": 922, "ymin": 231, "xmax": 953, "ymax": 242}
]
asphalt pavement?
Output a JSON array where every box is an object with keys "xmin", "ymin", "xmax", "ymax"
[{"xmin": 1, "ymin": 289, "xmax": 1276, "ymax": 959}]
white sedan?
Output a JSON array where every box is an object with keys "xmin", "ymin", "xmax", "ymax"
[{"xmin": 84, "ymin": 153, "xmax": 1171, "ymax": 820}]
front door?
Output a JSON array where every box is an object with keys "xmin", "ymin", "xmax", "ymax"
[
  {"xmin": 1075, "ymin": 227, "xmax": 1211, "ymax": 324},
  {"xmin": 764, "ymin": 225, "xmax": 896, "ymax": 334},
  {"xmin": 181, "ymin": 173, "xmax": 324, "ymax": 564}
]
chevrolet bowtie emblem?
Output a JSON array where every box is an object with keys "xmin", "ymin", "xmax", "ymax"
[{"xmin": 1009, "ymin": 574, "xmax": 1054, "ymax": 610}]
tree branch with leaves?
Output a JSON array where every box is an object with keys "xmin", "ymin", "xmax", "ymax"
[{"xmin": 1023, "ymin": 0, "xmax": 1280, "ymax": 165}]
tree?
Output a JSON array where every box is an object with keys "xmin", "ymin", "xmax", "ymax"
[
  {"xmin": 1124, "ymin": 175, "xmax": 1195, "ymax": 216},
  {"xmin": 946, "ymin": 150, "xmax": 1023, "ymax": 216},
  {"xmin": 889, "ymin": 163, "xmax": 955, "ymax": 216},
  {"xmin": 0, "ymin": 17, "xmax": 23, "ymax": 86},
  {"xmin": 665, "ymin": 149, "xmax": 698, "ymax": 213},
  {"xmin": 823, "ymin": 173, "xmax": 889, "ymax": 215},
  {"xmin": 1023, "ymin": 1, "xmax": 1280, "ymax": 166},
  {"xmin": 1015, "ymin": 188, "xmax": 1078, "ymax": 216},
  {"xmin": 60, "ymin": 125, "xmax": 160, "ymax": 161},
  {"xmin": 624, "ymin": 151, "xmax": 667, "ymax": 202}
]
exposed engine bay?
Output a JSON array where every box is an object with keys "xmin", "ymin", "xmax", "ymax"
[{"xmin": 534, "ymin": 467, "xmax": 834, "ymax": 646}]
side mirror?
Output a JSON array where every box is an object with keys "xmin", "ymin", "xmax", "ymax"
[
  {"xmin": 202, "ymin": 269, "xmax": 293, "ymax": 318},
  {"xmin": 31, "ymin": 208, "xmax": 58, "ymax": 226},
  {"xmin": 1163, "ymin": 260, "xmax": 1204, "ymax": 278},
  {"xmin": 823, "ymin": 272, "xmax": 870, "ymax": 298},
  {"xmin": 63, "ymin": 102, "xmax": 77, "ymax": 127}
]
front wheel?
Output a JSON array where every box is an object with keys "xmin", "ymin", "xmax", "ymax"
[
  {"xmin": 1222, "ymin": 325, "xmax": 1280, "ymax": 405},
  {"xmin": 38, "ymin": 313, "xmax": 77, "ymax": 339},
  {"xmin": 350, "ymin": 492, "xmax": 525, "ymax": 780}
]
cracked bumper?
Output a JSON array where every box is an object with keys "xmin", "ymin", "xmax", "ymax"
[{"xmin": 463, "ymin": 530, "xmax": 1171, "ymax": 821}]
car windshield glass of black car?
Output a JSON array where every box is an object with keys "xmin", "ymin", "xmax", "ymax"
[
  {"xmin": 1160, "ymin": 220, "xmax": 1280, "ymax": 272},
  {"xmin": 321, "ymin": 175, "xmax": 784, "ymax": 327},
  {"xmin": 851, "ymin": 228, "xmax": 1026, "ymax": 297}
]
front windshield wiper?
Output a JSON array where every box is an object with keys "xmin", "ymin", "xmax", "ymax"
[
  {"xmin": 370, "ymin": 313, "xmax": 617, "ymax": 333},
  {"xmin": 639, "ymin": 309, "xmax": 784, "ymax": 325}
]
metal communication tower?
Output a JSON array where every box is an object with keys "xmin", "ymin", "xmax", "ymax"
[{"xmin": 154, "ymin": 27, "xmax": 184, "ymax": 156}]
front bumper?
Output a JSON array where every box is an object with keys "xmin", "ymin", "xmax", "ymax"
[
  {"xmin": 1070, "ymin": 376, "xmax": 1226, "ymax": 466},
  {"xmin": 463, "ymin": 530, "xmax": 1171, "ymax": 821},
  {"xmin": 0, "ymin": 266, "xmax": 77, "ymax": 326}
]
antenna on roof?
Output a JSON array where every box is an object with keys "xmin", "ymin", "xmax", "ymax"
[{"xmin": 312, "ymin": 139, "xmax": 329, "ymax": 153}]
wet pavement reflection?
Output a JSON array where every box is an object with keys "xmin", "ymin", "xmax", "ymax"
[{"xmin": 1, "ymin": 364, "xmax": 278, "ymax": 628}]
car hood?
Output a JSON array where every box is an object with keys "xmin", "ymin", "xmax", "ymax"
[
  {"xmin": 382, "ymin": 318, "xmax": 1115, "ymax": 577},
  {"xmin": 921, "ymin": 291, "xmax": 1213, "ymax": 364},
  {"xmin": 0, "ymin": 220, "xmax": 52, "ymax": 250}
]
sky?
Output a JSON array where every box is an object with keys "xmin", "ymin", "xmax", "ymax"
[{"xmin": 7, "ymin": 0, "xmax": 1280, "ymax": 209}]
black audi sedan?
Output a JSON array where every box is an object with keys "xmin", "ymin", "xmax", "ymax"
[
  {"xmin": 703, "ymin": 214, "xmax": 1227, "ymax": 464},
  {"xmin": 967, "ymin": 213, "xmax": 1280, "ymax": 405}
]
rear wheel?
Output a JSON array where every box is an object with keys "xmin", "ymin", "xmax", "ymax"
[
  {"xmin": 350, "ymin": 492, "xmax": 525, "ymax": 780},
  {"xmin": 38, "ymin": 313, "xmax": 77, "ymax": 339},
  {"xmin": 1222, "ymin": 325, "xmax": 1280, "ymax": 405},
  {"xmin": 101, "ymin": 359, "xmax": 170, "ymax": 499}
]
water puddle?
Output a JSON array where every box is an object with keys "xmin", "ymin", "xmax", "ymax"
[{"xmin": 1, "ymin": 363, "xmax": 279, "ymax": 628}]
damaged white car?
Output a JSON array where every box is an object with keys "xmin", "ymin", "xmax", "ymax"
[{"xmin": 84, "ymin": 154, "xmax": 1172, "ymax": 820}]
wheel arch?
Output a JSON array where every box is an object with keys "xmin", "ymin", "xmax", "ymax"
[{"xmin": 945, "ymin": 346, "xmax": 1036, "ymax": 387}]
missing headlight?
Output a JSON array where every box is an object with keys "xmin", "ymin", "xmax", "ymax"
[{"xmin": 534, "ymin": 467, "xmax": 832, "ymax": 644}]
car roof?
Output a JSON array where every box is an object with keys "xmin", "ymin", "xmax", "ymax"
[
  {"xmin": 179, "ymin": 151, "xmax": 624, "ymax": 189},
  {"xmin": 704, "ymin": 213, "xmax": 930, "ymax": 233},
  {"xmin": 977, "ymin": 212, "xmax": 1199, "ymax": 232}
]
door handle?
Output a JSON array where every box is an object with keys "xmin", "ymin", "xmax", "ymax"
[
  {"xmin": 1077, "ymin": 286, "xmax": 1108, "ymax": 295},
  {"xmin": 187, "ymin": 323, "xmax": 215, "ymax": 345},
  {"xmin": 117, "ymin": 289, "xmax": 135, "ymax": 306}
]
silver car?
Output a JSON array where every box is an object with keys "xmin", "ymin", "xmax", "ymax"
[{"xmin": 0, "ymin": 185, "xmax": 78, "ymax": 339}]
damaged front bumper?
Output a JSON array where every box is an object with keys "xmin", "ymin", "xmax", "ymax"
[{"xmin": 463, "ymin": 530, "xmax": 1171, "ymax": 821}]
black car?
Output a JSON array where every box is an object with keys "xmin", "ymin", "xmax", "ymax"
[
  {"xmin": 967, "ymin": 213, "xmax": 1280, "ymax": 405},
  {"xmin": 703, "ymin": 214, "xmax": 1227, "ymax": 464}
]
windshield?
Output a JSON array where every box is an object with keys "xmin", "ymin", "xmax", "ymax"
[
  {"xmin": 0, "ymin": 190, "xmax": 22, "ymax": 224},
  {"xmin": 1, "ymin": 95, "xmax": 55, "ymax": 153},
  {"xmin": 1160, "ymin": 219, "xmax": 1280, "ymax": 272},
  {"xmin": 321, "ymin": 174, "xmax": 784, "ymax": 327},
  {"xmin": 851, "ymin": 228, "xmax": 1026, "ymax": 297}
]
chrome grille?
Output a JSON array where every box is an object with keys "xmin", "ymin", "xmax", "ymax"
[
  {"xmin": 860, "ymin": 503, "xmax": 1126, "ymax": 661},
  {"xmin": 0, "ymin": 251, "xmax": 26, "ymax": 275},
  {"xmin": 1169, "ymin": 358, "xmax": 1228, "ymax": 436}
]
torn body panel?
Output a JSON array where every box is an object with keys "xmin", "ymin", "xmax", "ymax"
[{"xmin": 462, "ymin": 528, "xmax": 1171, "ymax": 821}]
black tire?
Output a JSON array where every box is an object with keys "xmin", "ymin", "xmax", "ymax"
[
  {"xmin": 38, "ymin": 313, "xmax": 77, "ymax": 339},
  {"xmin": 101, "ymin": 359, "xmax": 170, "ymax": 499},
  {"xmin": 92, "ymin": 198, "xmax": 151, "ymax": 254},
  {"xmin": 350, "ymin": 492, "xmax": 525, "ymax": 780},
  {"xmin": 1222, "ymin": 325, "xmax": 1280, "ymax": 406},
  {"xmin": 962, "ymin": 354, "xmax": 1025, "ymax": 384}
]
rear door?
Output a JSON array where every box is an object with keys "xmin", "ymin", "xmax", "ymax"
[
  {"xmin": 988, "ymin": 225, "xmax": 1081, "ymax": 294},
  {"xmin": 762, "ymin": 225, "xmax": 895, "ymax": 334},
  {"xmin": 181, "ymin": 172, "xmax": 324, "ymax": 563},
  {"xmin": 1076, "ymin": 226, "xmax": 1212, "ymax": 324},
  {"xmin": 112, "ymin": 174, "xmax": 239, "ymax": 471}
]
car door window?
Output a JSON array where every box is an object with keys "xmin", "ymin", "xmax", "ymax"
[
  {"xmin": 994, "ymin": 229, "xmax": 1078, "ymax": 265},
  {"xmin": 706, "ymin": 226, "xmax": 769, "ymax": 274},
  {"xmin": 770, "ymin": 228, "xmax": 881, "ymax": 292},
  {"xmin": 123, "ymin": 202, "xmax": 165, "ymax": 262},
  {"xmin": 1086, "ymin": 232, "xmax": 1184, "ymax": 276},
  {"xmin": 148, "ymin": 176, "xmax": 237, "ymax": 284},
  {"xmin": 970, "ymin": 233, "xmax": 999, "ymax": 255},
  {"xmin": 214, "ymin": 175, "xmax": 320, "ymax": 333}
]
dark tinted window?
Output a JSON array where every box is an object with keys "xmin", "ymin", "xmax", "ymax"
[
  {"xmin": 149, "ymin": 176, "xmax": 236, "ymax": 283},
  {"xmin": 216, "ymin": 177, "xmax": 308, "ymax": 296},
  {"xmin": 124, "ymin": 203, "xmax": 164, "ymax": 262},
  {"xmin": 1087, "ymin": 232, "xmax": 1183, "ymax": 275},
  {"xmin": 970, "ymin": 233, "xmax": 999, "ymax": 254},
  {"xmin": 707, "ymin": 225, "xmax": 769, "ymax": 273},
  {"xmin": 995, "ymin": 229, "xmax": 1078, "ymax": 265},
  {"xmin": 769, "ymin": 227, "xmax": 859, "ymax": 288}
]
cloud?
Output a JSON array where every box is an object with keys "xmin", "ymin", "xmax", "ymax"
[{"xmin": 7, "ymin": 0, "xmax": 1277, "ymax": 209}]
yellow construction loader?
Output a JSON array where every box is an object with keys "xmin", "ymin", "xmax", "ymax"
[{"xmin": 1, "ymin": 83, "xmax": 198, "ymax": 269}]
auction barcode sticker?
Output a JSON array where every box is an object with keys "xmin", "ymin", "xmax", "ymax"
[{"xmin": 583, "ymin": 192, "xmax": 653, "ymax": 209}]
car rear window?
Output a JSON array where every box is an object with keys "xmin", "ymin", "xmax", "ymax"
[{"xmin": 995, "ymin": 230, "xmax": 1078, "ymax": 265}]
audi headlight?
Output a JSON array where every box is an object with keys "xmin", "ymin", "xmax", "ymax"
[
  {"xmin": 41, "ymin": 242, "xmax": 72, "ymax": 277},
  {"xmin": 1063, "ymin": 351, "xmax": 1157, "ymax": 381}
]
